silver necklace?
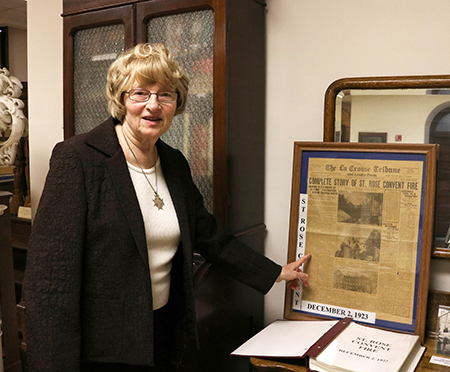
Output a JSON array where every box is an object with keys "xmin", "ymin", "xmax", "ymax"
[{"xmin": 121, "ymin": 126, "xmax": 165, "ymax": 210}]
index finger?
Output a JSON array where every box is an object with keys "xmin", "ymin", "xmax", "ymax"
[{"xmin": 295, "ymin": 253, "xmax": 311, "ymax": 267}]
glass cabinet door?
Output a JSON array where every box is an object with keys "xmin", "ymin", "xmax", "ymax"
[
  {"xmin": 63, "ymin": 5, "xmax": 134, "ymax": 137},
  {"xmin": 146, "ymin": 10, "xmax": 215, "ymax": 213},
  {"xmin": 73, "ymin": 24, "xmax": 125, "ymax": 134}
]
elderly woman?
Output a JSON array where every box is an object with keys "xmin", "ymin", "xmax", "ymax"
[{"xmin": 24, "ymin": 43, "xmax": 310, "ymax": 372}]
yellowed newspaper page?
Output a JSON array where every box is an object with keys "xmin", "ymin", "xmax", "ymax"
[{"xmin": 300, "ymin": 157, "xmax": 423, "ymax": 327}]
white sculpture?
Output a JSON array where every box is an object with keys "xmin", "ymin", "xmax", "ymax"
[{"xmin": 0, "ymin": 68, "xmax": 28, "ymax": 166}]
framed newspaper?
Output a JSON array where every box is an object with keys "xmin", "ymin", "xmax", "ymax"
[{"xmin": 284, "ymin": 142, "xmax": 438, "ymax": 343}]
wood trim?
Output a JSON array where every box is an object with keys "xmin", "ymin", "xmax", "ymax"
[
  {"xmin": 250, "ymin": 357, "xmax": 306, "ymax": 372},
  {"xmin": 63, "ymin": 0, "xmax": 265, "ymax": 15},
  {"xmin": 0, "ymin": 192, "xmax": 22, "ymax": 372},
  {"xmin": 63, "ymin": 0, "xmax": 136, "ymax": 16},
  {"xmin": 212, "ymin": 0, "xmax": 228, "ymax": 227},
  {"xmin": 63, "ymin": 5, "xmax": 135, "ymax": 138},
  {"xmin": 433, "ymin": 247, "xmax": 450, "ymax": 259},
  {"xmin": 233, "ymin": 223, "xmax": 266, "ymax": 239},
  {"xmin": 135, "ymin": 0, "xmax": 214, "ymax": 42},
  {"xmin": 225, "ymin": 0, "xmax": 266, "ymax": 232}
]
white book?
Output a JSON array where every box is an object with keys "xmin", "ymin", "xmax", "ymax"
[
  {"xmin": 232, "ymin": 319, "xmax": 425, "ymax": 372},
  {"xmin": 231, "ymin": 319, "xmax": 339, "ymax": 358},
  {"xmin": 309, "ymin": 322, "xmax": 425, "ymax": 372}
]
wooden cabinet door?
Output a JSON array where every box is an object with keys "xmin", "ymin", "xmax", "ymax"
[
  {"xmin": 0, "ymin": 192, "xmax": 22, "ymax": 372},
  {"xmin": 136, "ymin": 0, "xmax": 219, "ymax": 216},
  {"xmin": 63, "ymin": 5, "xmax": 135, "ymax": 137}
]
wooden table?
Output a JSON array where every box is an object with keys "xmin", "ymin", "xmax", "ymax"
[{"xmin": 251, "ymin": 338, "xmax": 450, "ymax": 371}]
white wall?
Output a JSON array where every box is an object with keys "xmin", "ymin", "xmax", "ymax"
[
  {"xmin": 27, "ymin": 0, "xmax": 450, "ymax": 325},
  {"xmin": 349, "ymin": 95, "xmax": 450, "ymax": 143},
  {"xmin": 27, "ymin": 0, "xmax": 63, "ymax": 216},
  {"xmin": 264, "ymin": 0, "xmax": 450, "ymax": 323}
]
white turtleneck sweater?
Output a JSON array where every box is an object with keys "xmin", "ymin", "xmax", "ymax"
[{"xmin": 127, "ymin": 158, "xmax": 181, "ymax": 310}]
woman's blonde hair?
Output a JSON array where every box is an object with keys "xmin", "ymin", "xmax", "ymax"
[{"xmin": 106, "ymin": 43, "xmax": 189, "ymax": 122}]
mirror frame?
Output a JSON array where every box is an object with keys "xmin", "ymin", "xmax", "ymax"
[{"xmin": 323, "ymin": 75, "xmax": 450, "ymax": 259}]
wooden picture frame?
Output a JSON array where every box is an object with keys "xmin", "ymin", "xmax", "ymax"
[
  {"xmin": 358, "ymin": 131, "xmax": 387, "ymax": 143},
  {"xmin": 284, "ymin": 142, "xmax": 438, "ymax": 343}
]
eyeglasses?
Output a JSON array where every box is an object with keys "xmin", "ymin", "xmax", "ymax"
[{"xmin": 125, "ymin": 89, "xmax": 178, "ymax": 104}]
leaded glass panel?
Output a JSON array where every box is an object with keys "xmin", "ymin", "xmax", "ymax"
[
  {"xmin": 73, "ymin": 24, "xmax": 125, "ymax": 134},
  {"xmin": 147, "ymin": 10, "xmax": 214, "ymax": 213}
]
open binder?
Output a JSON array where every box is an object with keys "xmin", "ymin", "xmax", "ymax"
[{"xmin": 231, "ymin": 318, "xmax": 425, "ymax": 372}]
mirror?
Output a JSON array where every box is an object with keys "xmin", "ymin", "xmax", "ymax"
[{"xmin": 323, "ymin": 75, "xmax": 450, "ymax": 258}]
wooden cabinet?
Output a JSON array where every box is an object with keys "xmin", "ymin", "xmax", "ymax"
[
  {"xmin": 0, "ymin": 192, "xmax": 22, "ymax": 372},
  {"xmin": 62, "ymin": 0, "xmax": 266, "ymax": 228},
  {"xmin": 62, "ymin": 1, "xmax": 267, "ymax": 370}
]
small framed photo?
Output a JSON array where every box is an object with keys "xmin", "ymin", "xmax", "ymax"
[
  {"xmin": 358, "ymin": 132, "xmax": 387, "ymax": 143},
  {"xmin": 436, "ymin": 305, "xmax": 450, "ymax": 356}
]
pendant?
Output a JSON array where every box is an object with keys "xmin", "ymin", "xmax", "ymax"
[{"xmin": 153, "ymin": 193, "xmax": 165, "ymax": 210}]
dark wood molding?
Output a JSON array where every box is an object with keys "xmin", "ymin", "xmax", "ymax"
[
  {"xmin": 234, "ymin": 223, "xmax": 266, "ymax": 239},
  {"xmin": 0, "ymin": 192, "xmax": 22, "ymax": 372},
  {"xmin": 63, "ymin": 0, "xmax": 137, "ymax": 16}
]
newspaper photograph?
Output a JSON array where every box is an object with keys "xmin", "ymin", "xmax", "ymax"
[{"xmin": 298, "ymin": 156, "xmax": 424, "ymax": 327}]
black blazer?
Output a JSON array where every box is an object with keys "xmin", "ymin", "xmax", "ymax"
[{"xmin": 24, "ymin": 117, "xmax": 281, "ymax": 371}]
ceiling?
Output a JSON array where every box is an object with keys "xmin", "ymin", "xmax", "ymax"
[{"xmin": 0, "ymin": 0, "xmax": 27, "ymax": 29}]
